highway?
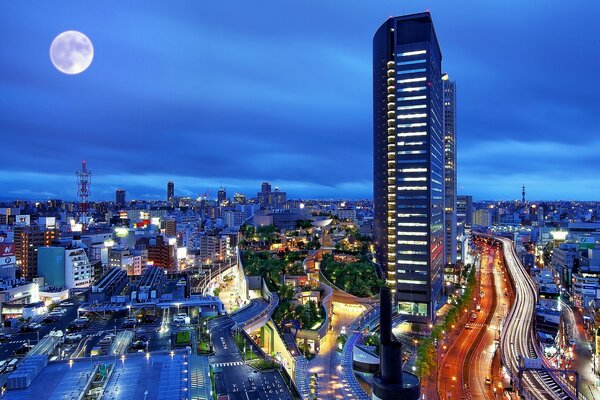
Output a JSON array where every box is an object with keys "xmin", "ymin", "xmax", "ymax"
[{"xmin": 492, "ymin": 236, "xmax": 573, "ymax": 400}]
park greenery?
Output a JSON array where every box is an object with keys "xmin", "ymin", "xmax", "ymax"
[
  {"xmin": 333, "ymin": 227, "xmax": 371, "ymax": 255},
  {"xmin": 414, "ymin": 264, "xmax": 476, "ymax": 378},
  {"xmin": 320, "ymin": 253, "xmax": 384, "ymax": 297},
  {"xmin": 242, "ymin": 250, "xmax": 305, "ymax": 292},
  {"xmin": 239, "ymin": 224, "xmax": 280, "ymax": 247},
  {"xmin": 272, "ymin": 299, "xmax": 325, "ymax": 330}
]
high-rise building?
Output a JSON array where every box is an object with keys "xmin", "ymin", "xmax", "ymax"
[
  {"xmin": 473, "ymin": 209, "xmax": 493, "ymax": 226},
  {"xmin": 457, "ymin": 195, "xmax": 473, "ymax": 226},
  {"xmin": 163, "ymin": 218, "xmax": 177, "ymax": 237},
  {"xmin": 14, "ymin": 226, "xmax": 60, "ymax": 278},
  {"xmin": 443, "ymin": 73, "xmax": 457, "ymax": 265},
  {"xmin": 257, "ymin": 182, "xmax": 287, "ymax": 209},
  {"xmin": 373, "ymin": 12, "xmax": 444, "ymax": 324},
  {"xmin": 167, "ymin": 181, "xmax": 175, "ymax": 204},
  {"xmin": 115, "ymin": 188, "xmax": 126, "ymax": 208},
  {"xmin": 261, "ymin": 182, "xmax": 271, "ymax": 193},
  {"xmin": 217, "ymin": 187, "xmax": 227, "ymax": 205}
]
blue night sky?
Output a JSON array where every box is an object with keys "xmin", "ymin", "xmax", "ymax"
[{"xmin": 1, "ymin": 1, "xmax": 600, "ymax": 201}]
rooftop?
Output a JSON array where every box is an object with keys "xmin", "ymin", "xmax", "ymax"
[{"xmin": 4, "ymin": 350, "xmax": 192, "ymax": 400}]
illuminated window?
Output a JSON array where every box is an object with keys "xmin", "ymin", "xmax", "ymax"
[
  {"xmin": 397, "ymin": 68, "xmax": 426, "ymax": 75},
  {"xmin": 398, "ymin": 86, "xmax": 426, "ymax": 93},
  {"xmin": 398, "ymin": 77, "xmax": 427, "ymax": 84},
  {"xmin": 397, "ymin": 104, "xmax": 426, "ymax": 111},
  {"xmin": 398, "ymin": 123, "xmax": 426, "ymax": 128},
  {"xmin": 397, "ymin": 240, "xmax": 427, "ymax": 245},
  {"xmin": 397, "ymin": 96, "xmax": 426, "ymax": 101},
  {"xmin": 399, "ymin": 50, "xmax": 427, "ymax": 56},
  {"xmin": 396, "ymin": 59, "xmax": 426, "ymax": 66},
  {"xmin": 397, "ymin": 113, "xmax": 427, "ymax": 119},
  {"xmin": 397, "ymin": 132, "xmax": 427, "ymax": 138},
  {"xmin": 397, "ymin": 186, "xmax": 427, "ymax": 191},
  {"xmin": 398, "ymin": 150, "xmax": 427, "ymax": 155}
]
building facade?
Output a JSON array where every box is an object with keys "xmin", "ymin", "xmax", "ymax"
[
  {"xmin": 373, "ymin": 12, "xmax": 444, "ymax": 323},
  {"xmin": 14, "ymin": 226, "xmax": 60, "ymax": 278},
  {"xmin": 167, "ymin": 181, "xmax": 175, "ymax": 204},
  {"xmin": 443, "ymin": 73, "xmax": 457, "ymax": 265},
  {"xmin": 115, "ymin": 189, "xmax": 126, "ymax": 208}
]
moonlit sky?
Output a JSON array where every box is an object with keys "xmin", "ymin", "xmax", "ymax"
[{"xmin": 2, "ymin": 1, "xmax": 600, "ymax": 201}]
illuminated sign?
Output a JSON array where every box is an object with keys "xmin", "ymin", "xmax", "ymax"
[
  {"xmin": 0, "ymin": 256, "xmax": 15, "ymax": 266},
  {"xmin": 550, "ymin": 231, "xmax": 568, "ymax": 241},
  {"xmin": 115, "ymin": 227, "xmax": 129, "ymax": 237},
  {"xmin": 0, "ymin": 244, "xmax": 14, "ymax": 257}
]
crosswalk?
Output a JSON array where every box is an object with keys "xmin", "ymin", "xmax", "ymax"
[
  {"xmin": 212, "ymin": 361, "xmax": 244, "ymax": 368},
  {"xmin": 8, "ymin": 340, "xmax": 27, "ymax": 345}
]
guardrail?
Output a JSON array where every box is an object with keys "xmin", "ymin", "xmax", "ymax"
[{"xmin": 235, "ymin": 293, "xmax": 279, "ymax": 331}]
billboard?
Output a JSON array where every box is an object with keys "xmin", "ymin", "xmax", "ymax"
[
  {"xmin": 0, "ymin": 256, "xmax": 15, "ymax": 266},
  {"xmin": 579, "ymin": 236, "xmax": 596, "ymax": 250},
  {"xmin": 0, "ymin": 244, "xmax": 15, "ymax": 257}
]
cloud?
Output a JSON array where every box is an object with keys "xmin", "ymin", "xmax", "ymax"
[{"xmin": 1, "ymin": 1, "xmax": 600, "ymax": 200}]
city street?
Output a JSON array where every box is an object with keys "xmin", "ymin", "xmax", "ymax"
[
  {"xmin": 308, "ymin": 302, "xmax": 363, "ymax": 399},
  {"xmin": 209, "ymin": 315, "xmax": 293, "ymax": 399},
  {"xmin": 561, "ymin": 299, "xmax": 600, "ymax": 399},
  {"xmin": 439, "ymin": 245, "xmax": 493, "ymax": 400}
]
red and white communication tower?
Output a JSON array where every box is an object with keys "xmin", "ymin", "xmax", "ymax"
[{"xmin": 76, "ymin": 160, "xmax": 92, "ymax": 231}]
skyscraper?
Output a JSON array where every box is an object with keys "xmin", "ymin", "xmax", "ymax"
[
  {"xmin": 443, "ymin": 73, "xmax": 457, "ymax": 265},
  {"xmin": 167, "ymin": 181, "xmax": 174, "ymax": 203},
  {"xmin": 115, "ymin": 188, "xmax": 126, "ymax": 208},
  {"xmin": 373, "ymin": 12, "xmax": 444, "ymax": 324},
  {"xmin": 217, "ymin": 187, "xmax": 227, "ymax": 205}
]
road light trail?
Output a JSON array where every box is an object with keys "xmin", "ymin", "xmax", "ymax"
[{"xmin": 489, "ymin": 235, "xmax": 573, "ymax": 400}]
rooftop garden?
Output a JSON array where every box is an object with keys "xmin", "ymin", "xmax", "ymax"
[
  {"xmin": 320, "ymin": 253, "xmax": 384, "ymax": 297},
  {"xmin": 272, "ymin": 299, "xmax": 325, "ymax": 330},
  {"xmin": 241, "ymin": 250, "xmax": 305, "ymax": 292}
]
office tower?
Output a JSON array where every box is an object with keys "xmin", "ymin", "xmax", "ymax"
[
  {"xmin": 167, "ymin": 181, "xmax": 175, "ymax": 203},
  {"xmin": 373, "ymin": 12, "xmax": 444, "ymax": 324},
  {"xmin": 115, "ymin": 188, "xmax": 126, "ymax": 208},
  {"xmin": 217, "ymin": 187, "xmax": 227, "ymax": 205},
  {"xmin": 261, "ymin": 182, "xmax": 271, "ymax": 193},
  {"xmin": 473, "ymin": 209, "xmax": 493, "ymax": 226},
  {"xmin": 457, "ymin": 195, "xmax": 473, "ymax": 226},
  {"xmin": 163, "ymin": 218, "xmax": 177, "ymax": 237},
  {"xmin": 257, "ymin": 182, "xmax": 287, "ymax": 209},
  {"xmin": 443, "ymin": 73, "xmax": 457, "ymax": 265},
  {"xmin": 14, "ymin": 226, "xmax": 60, "ymax": 278},
  {"xmin": 372, "ymin": 287, "xmax": 420, "ymax": 400}
]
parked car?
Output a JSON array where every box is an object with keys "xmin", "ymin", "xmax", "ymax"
[
  {"xmin": 61, "ymin": 302, "xmax": 75, "ymax": 307},
  {"xmin": 48, "ymin": 329, "xmax": 64, "ymax": 338},
  {"xmin": 121, "ymin": 319, "xmax": 137, "ymax": 328},
  {"xmin": 42, "ymin": 316, "xmax": 58, "ymax": 324},
  {"xmin": 143, "ymin": 314, "xmax": 157, "ymax": 323},
  {"xmin": 20, "ymin": 325, "xmax": 36, "ymax": 333},
  {"xmin": 5, "ymin": 359, "xmax": 18, "ymax": 372},
  {"xmin": 66, "ymin": 333, "xmax": 83, "ymax": 341},
  {"xmin": 14, "ymin": 344, "xmax": 33, "ymax": 355}
]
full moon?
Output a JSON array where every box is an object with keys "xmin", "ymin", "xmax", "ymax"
[{"xmin": 50, "ymin": 31, "xmax": 94, "ymax": 75}]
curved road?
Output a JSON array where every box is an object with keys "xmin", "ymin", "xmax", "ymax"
[{"xmin": 493, "ymin": 236, "xmax": 573, "ymax": 400}]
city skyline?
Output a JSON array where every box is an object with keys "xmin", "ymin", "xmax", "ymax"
[{"xmin": 3, "ymin": 1, "xmax": 600, "ymax": 201}]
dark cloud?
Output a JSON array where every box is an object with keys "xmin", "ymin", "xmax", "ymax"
[{"xmin": 1, "ymin": 1, "xmax": 599, "ymax": 200}]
